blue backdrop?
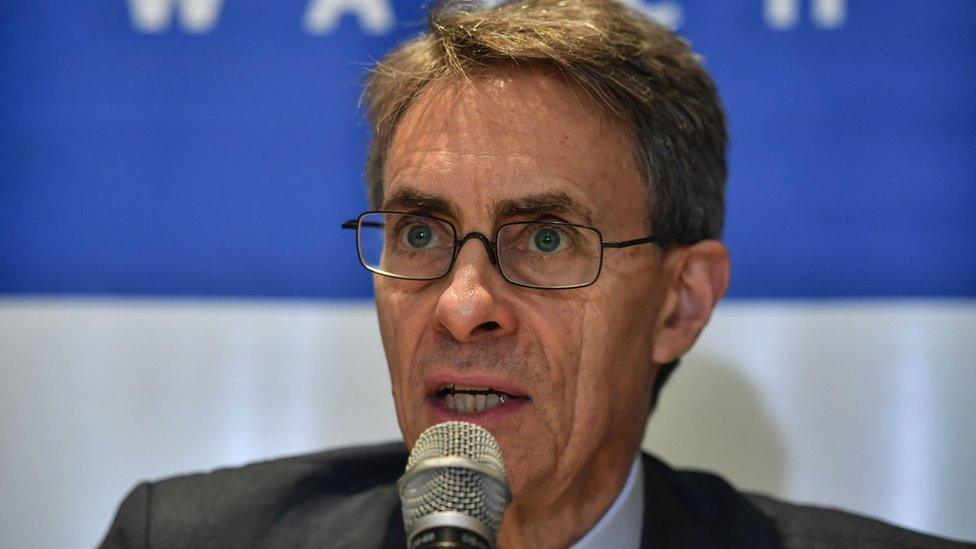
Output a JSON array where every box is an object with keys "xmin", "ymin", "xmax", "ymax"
[{"xmin": 2, "ymin": 1, "xmax": 974, "ymax": 298}]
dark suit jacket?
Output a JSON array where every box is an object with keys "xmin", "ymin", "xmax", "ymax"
[{"xmin": 99, "ymin": 442, "xmax": 973, "ymax": 548}]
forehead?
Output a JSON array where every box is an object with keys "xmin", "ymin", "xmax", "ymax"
[{"xmin": 383, "ymin": 67, "xmax": 648, "ymax": 229}]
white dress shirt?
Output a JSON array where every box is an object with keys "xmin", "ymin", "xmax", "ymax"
[{"xmin": 571, "ymin": 455, "xmax": 645, "ymax": 549}]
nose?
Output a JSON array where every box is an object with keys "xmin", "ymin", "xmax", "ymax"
[{"xmin": 433, "ymin": 237, "xmax": 518, "ymax": 342}]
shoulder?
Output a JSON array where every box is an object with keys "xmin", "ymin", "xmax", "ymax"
[
  {"xmin": 99, "ymin": 441, "xmax": 408, "ymax": 548},
  {"xmin": 746, "ymin": 492, "xmax": 974, "ymax": 549},
  {"xmin": 150, "ymin": 440, "xmax": 407, "ymax": 502},
  {"xmin": 641, "ymin": 454, "xmax": 972, "ymax": 549},
  {"xmin": 641, "ymin": 454, "xmax": 782, "ymax": 548}
]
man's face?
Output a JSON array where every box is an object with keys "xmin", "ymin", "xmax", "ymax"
[{"xmin": 375, "ymin": 68, "xmax": 666, "ymax": 504}]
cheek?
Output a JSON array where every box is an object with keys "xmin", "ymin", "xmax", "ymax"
[
  {"xmin": 517, "ymin": 296, "xmax": 589, "ymax": 441},
  {"xmin": 573, "ymin": 285, "xmax": 659, "ymax": 426},
  {"xmin": 521, "ymin": 296, "xmax": 584, "ymax": 371},
  {"xmin": 375, "ymin": 284, "xmax": 403, "ymax": 374},
  {"xmin": 574, "ymin": 303, "xmax": 621, "ymax": 405},
  {"xmin": 375, "ymin": 282, "xmax": 433, "ymax": 418},
  {"xmin": 376, "ymin": 280, "xmax": 429, "ymax": 357}
]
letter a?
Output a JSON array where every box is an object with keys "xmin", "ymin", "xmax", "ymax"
[{"xmin": 304, "ymin": 0, "xmax": 395, "ymax": 35}]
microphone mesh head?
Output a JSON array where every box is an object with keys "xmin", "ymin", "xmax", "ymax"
[{"xmin": 400, "ymin": 421, "xmax": 510, "ymax": 540}]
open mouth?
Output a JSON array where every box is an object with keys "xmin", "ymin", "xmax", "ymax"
[{"xmin": 433, "ymin": 384, "xmax": 523, "ymax": 414}]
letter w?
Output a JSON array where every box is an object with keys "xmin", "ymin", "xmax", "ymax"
[{"xmin": 127, "ymin": 0, "xmax": 225, "ymax": 34}]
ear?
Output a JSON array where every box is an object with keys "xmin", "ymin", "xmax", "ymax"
[{"xmin": 651, "ymin": 240, "xmax": 730, "ymax": 364}]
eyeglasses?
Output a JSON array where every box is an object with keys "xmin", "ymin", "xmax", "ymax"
[{"xmin": 341, "ymin": 211, "xmax": 661, "ymax": 290}]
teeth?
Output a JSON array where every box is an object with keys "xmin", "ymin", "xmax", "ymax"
[{"xmin": 444, "ymin": 391, "xmax": 507, "ymax": 414}]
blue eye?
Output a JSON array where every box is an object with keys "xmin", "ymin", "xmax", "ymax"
[
  {"xmin": 406, "ymin": 224, "xmax": 433, "ymax": 248},
  {"xmin": 533, "ymin": 228, "xmax": 561, "ymax": 253}
]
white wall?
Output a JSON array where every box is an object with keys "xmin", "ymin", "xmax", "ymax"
[{"xmin": 1, "ymin": 298, "xmax": 973, "ymax": 548}]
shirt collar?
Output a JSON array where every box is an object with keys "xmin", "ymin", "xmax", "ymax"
[{"xmin": 571, "ymin": 454, "xmax": 645, "ymax": 549}]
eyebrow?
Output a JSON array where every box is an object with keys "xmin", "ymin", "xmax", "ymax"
[
  {"xmin": 493, "ymin": 192, "xmax": 594, "ymax": 225},
  {"xmin": 381, "ymin": 187, "xmax": 460, "ymax": 219},
  {"xmin": 381, "ymin": 187, "xmax": 594, "ymax": 226}
]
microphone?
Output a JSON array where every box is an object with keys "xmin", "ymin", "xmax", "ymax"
[{"xmin": 398, "ymin": 421, "xmax": 512, "ymax": 549}]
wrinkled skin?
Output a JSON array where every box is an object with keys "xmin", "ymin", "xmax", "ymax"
[{"xmin": 374, "ymin": 67, "xmax": 729, "ymax": 548}]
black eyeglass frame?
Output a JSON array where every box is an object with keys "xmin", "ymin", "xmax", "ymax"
[{"xmin": 341, "ymin": 210, "xmax": 662, "ymax": 290}]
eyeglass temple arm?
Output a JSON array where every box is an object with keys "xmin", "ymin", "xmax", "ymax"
[{"xmin": 602, "ymin": 236, "xmax": 659, "ymax": 248}]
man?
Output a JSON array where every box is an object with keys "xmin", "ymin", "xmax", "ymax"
[{"xmin": 100, "ymin": 1, "xmax": 972, "ymax": 547}]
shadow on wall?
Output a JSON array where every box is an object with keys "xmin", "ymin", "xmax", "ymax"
[{"xmin": 642, "ymin": 353, "xmax": 787, "ymax": 497}]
